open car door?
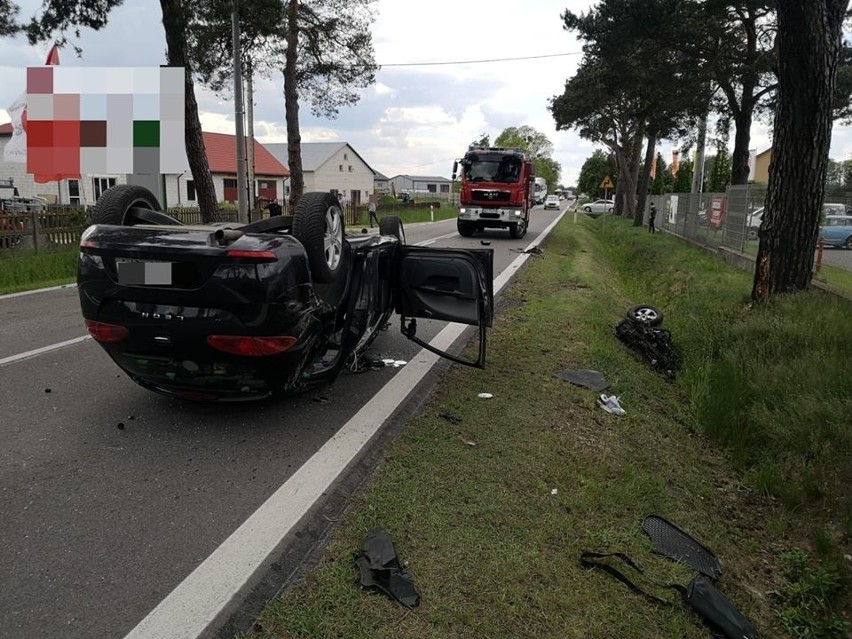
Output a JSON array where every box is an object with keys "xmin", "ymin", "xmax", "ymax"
[{"xmin": 394, "ymin": 246, "xmax": 494, "ymax": 368}]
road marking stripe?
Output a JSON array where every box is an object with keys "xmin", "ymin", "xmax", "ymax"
[
  {"xmin": 122, "ymin": 207, "xmax": 568, "ymax": 639},
  {"xmin": 0, "ymin": 335, "xmax": 92, "ymax": 367},
  {"xmin": 0, "ymin": 282, "xmax": 77, "ymax": 300}
]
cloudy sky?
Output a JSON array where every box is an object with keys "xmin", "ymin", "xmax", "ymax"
[{"xmin": 1, "ymin": 0, "xmax": 850, "ymax": 187}]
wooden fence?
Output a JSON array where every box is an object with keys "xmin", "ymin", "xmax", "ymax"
[{"xmin": 0, "ymin": 201, "xmax": 443, "ymax": 253}]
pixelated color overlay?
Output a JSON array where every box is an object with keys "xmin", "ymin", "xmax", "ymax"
[{"xmin": 26, "ymin": 67, "xmax": 187, "ymax": 176}]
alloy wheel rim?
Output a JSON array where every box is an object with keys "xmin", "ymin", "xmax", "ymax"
[{"xmin": 323, "ymin": 206, "xmax": 343, "ymax": 270}]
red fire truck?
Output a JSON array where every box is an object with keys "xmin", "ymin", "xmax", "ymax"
[{"xmin": 452, "ymin": 147, "xmax": 534, "ymax": 239}]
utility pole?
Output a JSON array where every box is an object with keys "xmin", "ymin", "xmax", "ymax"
[
  {"xmin": 246, "ymin": 57, "xmax": 256, "ymax": 212},
  {"xmin": 232, "ymin": 3, "xmax": 248, "ymax": 223}
]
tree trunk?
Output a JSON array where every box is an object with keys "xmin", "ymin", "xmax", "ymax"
[
  {"xmin": 751, "ymin": 0, "xmax": 846, "ymax": 302},
  {"xmin": 614, "ymin": 142, "xmax": 639, "ymax": 219},
  {"xmin": 730, "ymin": 104, "xmax": 755, "ymax": 185},
  {"xmin": 634, "ymin": 130, "xmax": 657, "ymax": 226},
  {"xmin": 284, "ymin": 0, "xmax": 303, "ymax": 211},
  {"xmin": 627, "ymin": 130, "xmax": 643, "ymax": 220},
  {"xmin": 160, "ymin": 0, "xmax": 221, "ymax": 222}
]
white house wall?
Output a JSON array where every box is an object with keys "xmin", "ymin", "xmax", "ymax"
[{"xmin": 311, "ymin": 145, "xmax": 374, "ymax": 204}]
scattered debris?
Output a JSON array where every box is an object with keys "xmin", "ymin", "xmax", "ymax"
[
  {"xmin": 439, "ymin": 412, "xmax": 462, "ymax": 425},
  {"xmin": 553, "ymin": 368, "xmax": 611, "ymax": 392},
  {"xmin": 380, "ymin": 358, "xmax": 407, "ymax": 368},
  {"xmin": 642, "ymin": 515, "xmax": 721, "ymax": 580},
  {"xmin": 354, "ymin": 526, "xmax": 421, "ymax": 608},
  {"xmin": 477, "ymin": 392, "xmax": 493, "ymax": 399},
  {"xmin": 510, "ymin": 246, "xmax": 543, "ymax": 256},
  {"xmin": 480, "ymin": 240, "xmax": 491, "ymax": 246},
  {"xmin": 44, "ymin": 388, "xmax": 52, "ymax": 393},
  {"xmin": 615, "ymin": 306, "xmax": 680, "ymax": 381},
  {"xmin": 551, "ymin": 488, "xmax": 558, "ymax": 495},
  {"xmin": 117, "ymin": 422, "xmax": 125, "ymax": 430},
  {"xmin": 312, "ymin": 395, "xmax": 330, "ymax": 404},
  {"xmin": 462, "ymin": 438, "xmax": 476, "ymax": 447},
  {"xmin": 597, "ymin": 394, "xmax": 626, "ymax": 416}
]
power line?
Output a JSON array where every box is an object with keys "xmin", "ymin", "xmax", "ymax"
[{"xmin": 378, "ymin": 51, "xmax": 582, "ymax": 67}]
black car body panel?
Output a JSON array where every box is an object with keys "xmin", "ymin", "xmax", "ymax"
[{"xmin": 78, "ymin": 217, "xmax": 494, "ymax": 401}]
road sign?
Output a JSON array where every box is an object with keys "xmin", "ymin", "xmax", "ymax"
[{"xmin": 599, "ymin": 176, "xmax": 615, "ymax": 189}]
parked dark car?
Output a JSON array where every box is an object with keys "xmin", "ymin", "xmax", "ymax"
[{"xmin": 78, "ymin": 185, "xmax": 494, "ymax": 401}]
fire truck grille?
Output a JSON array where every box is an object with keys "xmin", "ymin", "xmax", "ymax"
[{"xmin": 471, "ymin": 190, "xmax": 511, "ymax": 202}]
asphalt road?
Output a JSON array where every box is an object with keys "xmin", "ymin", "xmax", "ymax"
[
  {"xmin": 821, "ymin": 244, "xmax": 852, "ymax": 270},
  {"xmin": 0, "ymin": 205, "xmax": 565, "ymax": 639}
]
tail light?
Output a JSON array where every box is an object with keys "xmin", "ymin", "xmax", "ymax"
[
  {"xmin": 226, "ymin": 250, "xmax": 277, "ymax": 261},
  {"xmin": 207, "ymin": 335, "xmax": 298, "ymax": 357},
  {"xmin": 85, "ymin": 319, "xmax": 129, "ymax": 343}
]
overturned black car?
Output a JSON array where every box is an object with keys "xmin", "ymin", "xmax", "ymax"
[{"xmin": 78, "ymin": 185, "xmax": 494, "ymax": 401}]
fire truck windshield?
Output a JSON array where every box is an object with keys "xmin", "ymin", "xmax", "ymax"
[{"xmin": 464, "ymin": 155, "xmax": 522, "ymax": 184}]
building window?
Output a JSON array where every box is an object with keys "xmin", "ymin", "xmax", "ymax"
[
  {"xmin": 93, "ymin": 177, "xmax": 116, "ymax": 201},
  {"xmin": 348, "ymin": 165, "xmax": 353, "ymax": 172},
  {"xmin": 223, "ymin": 178, "xmax": 237, "ymax": 189},
  {"xmin": 427, "ymin": 183, "xmax": 437, "ymax": 193},
  {"xmin": 68, "ymin": 179, "xmax": 81, "ymax": 205},
  {"xmin": 186, "ymin": 180, "xmax": 196, "ymax": 201},
  {"xmin": 440, "ymin": 184, "xmax": 450, "ymax": 194},
  {"xmin": 344, "ymin": 152, "xmax": 348, "ymax": 160},
  {"xmin": 339, "ymin": 165, "xmax": 343, "ymax": 172}
]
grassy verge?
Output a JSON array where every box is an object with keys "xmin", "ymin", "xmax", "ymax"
[
  {"xmin": 351, "ymin": 207, "xmax": 458, "ymax": 227},
  {"xmin": 0, "ymin": 247, "xmax": 77, "ymax": 295},
  {"xmin": 241, "ymin": 216, "xmax": 850, "ymax": 638}
]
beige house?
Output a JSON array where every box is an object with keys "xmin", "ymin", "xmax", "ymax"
[
  {"xmin": 265, "ymin": 142, "xmax": 376, "ymax": 207},
  {"xmin": 753, "ymin": 148, "xmax": 771, "ymax": 184}
]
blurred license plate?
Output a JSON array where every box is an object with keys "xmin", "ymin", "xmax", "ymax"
[{"xmin": 116, "ymin": 260, "xmax": 173, "ymax": 285}]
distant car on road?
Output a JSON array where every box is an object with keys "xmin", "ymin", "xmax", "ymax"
[
  {"xmin": 544, "ymin": 195, "xmax": 560, "ymax": 210},
  {"xmin": 583, "ymin": 199, "xmax": 614, "ymax": 213},
  {"xmin": 819, "ymin": 215, "xmax": 852, "ymax": 249}
]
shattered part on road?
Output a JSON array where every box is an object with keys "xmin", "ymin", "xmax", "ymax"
[{"xmin": 553, "ymin": 368, "xmax": 611, "ymax": 392}]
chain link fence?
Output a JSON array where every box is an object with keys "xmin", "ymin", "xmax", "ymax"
[{"xmin": 643, "ymin": 184, "xmax": 768, "ymax": 253}]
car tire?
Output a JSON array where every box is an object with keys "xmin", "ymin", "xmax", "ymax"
[
  {"xmin": 608, "ymin": 207, "xmax": 613, "ymax": 213},
  {"xmin": 845, "ymin": 236, "xmax": 852, "ymax": 250},
  {"xmin": 91, "ymin": 185, "xmax": 162, "ymax": 225},
  {"xmin": 584, "ymin": 206, "xmax": 592, "ymax": 212},
  {"xmin": 457, "ymin": 220, "xmax": 475, "ymax": 237},
  {"xmin": 379, "ymin": 215, "xmax": 405, "ymax": 244},
  {"xmin": 627, "ymin": 304, "xmax": 663, "ymax": 327},
  {"xmin": 509, "ymin": 219, "xmax": 526, "ymax": 239},
  {"xmin": 292, "ymin": 192, "xmax": 346, "ymax": 284}
]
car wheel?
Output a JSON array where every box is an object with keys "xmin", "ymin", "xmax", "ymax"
[
  {"xmin": 509, "ymin": 219, "xmax": 526, "ymax": 239},
  {"xmin": 292, "ymin": 192, "xmax": 346, "ymax": 284},
  {"xmin": 845, "ymin": 236, "xmax": 852, "ymax": 250},
  {"xmin": 627, "ymin": 304, "xmax": 663, "ymax": 327},
  {"xmin": 91, "ymin": 185, "xmax": 162, "ymax": 225},
  {"xmin": 584, "ymin": 206, "xmax": 592, "ymax": 212},
  {"xmin": 379, "ymin": 216, "xmax": 405, "ymax": 244},
  {"xmin": 748, "ymin": 227, "xmax": 759, "ymax": 241},
  {"xmin": 608, "ymin": 207, "xmax": 613, "ymax": 213},
  {"xmin": 457, "ymin": 220, "xmax": 475, "ymax": 237}
]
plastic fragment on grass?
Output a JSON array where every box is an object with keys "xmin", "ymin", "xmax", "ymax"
[
  {"xmin": 477, "ymin": 392, "xmax": 493, "ymax": 399},
  {"xmin": 354, "ymin": 526, "xmax": 421, "ymax": 608},
  {"xmin": 551, "ymin": 488, "xmax": 558, "ymax": 495},
  {"xmin": 553, "ymin": 368, "xmax": 611, "ymax": 392},
  {"xmin": 440, "ymin": 412, "xmax": 462, "ymax": 425}
]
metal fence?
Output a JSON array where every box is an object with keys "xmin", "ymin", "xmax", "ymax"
[{"xmin": 642, "ymin": 184, "xmax": 768, "ymax": 253}]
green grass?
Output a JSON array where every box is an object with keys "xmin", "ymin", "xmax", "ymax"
[
  {"xmin": 351, "ymin": 207, "xmax": 458, "ymax": 227},
  {"xmin": 239, "ymin": 215, "xmax": 851, "ymax": 639},
  {"xmin": 0, "ymin": 247, "xmax": 77, "ymax": 294}
]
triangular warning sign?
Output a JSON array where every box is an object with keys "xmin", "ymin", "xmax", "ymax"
[{"xmin": 599, "ymin": 176, "xmax": 615, "ymax": 189}]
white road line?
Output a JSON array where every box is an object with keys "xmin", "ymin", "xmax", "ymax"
[
  {"xmin": 415, "ymin": 230, "xmax": 458, "ymax": 246},
  {"xmin": 0, "ymin": 335, "xmax": 92, "ymax": 367},
  {"xmin": 122, "ymin": 207, "xmax": 568, "ymax": 639},
  {"xmin": 0, "ymin": 282, "xmax": 77, "ymax": 300}
]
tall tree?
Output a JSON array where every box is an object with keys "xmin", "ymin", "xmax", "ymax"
[
  {"xmin": 577, "ymin": 150, "xmax": 617, "ymax": 198},
  {"xmin": 707, "ymin": 141, "xmax": 732, "ymax": 192},
  {"xmin": 0, "ymin": 0, "xmax": 18, "ymax": 36},
  {"xmin": 751, "ymin": 0, "xmax": 849, "ymax": 301},
  {"xmin": 494, "ymin": 126, "xmax": 562, "ymax": 191},
  {"xmin": 555, "ymin": 0, "xmax": 705, "ymax": 221},
  {"xmin": 651, "ymin": 153, "xmax": 668, "ymax": 195}
]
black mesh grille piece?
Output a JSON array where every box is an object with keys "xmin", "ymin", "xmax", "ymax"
[{"xmin": 642, "ymin": 515, "xmax": 722, "ymax": 580}]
